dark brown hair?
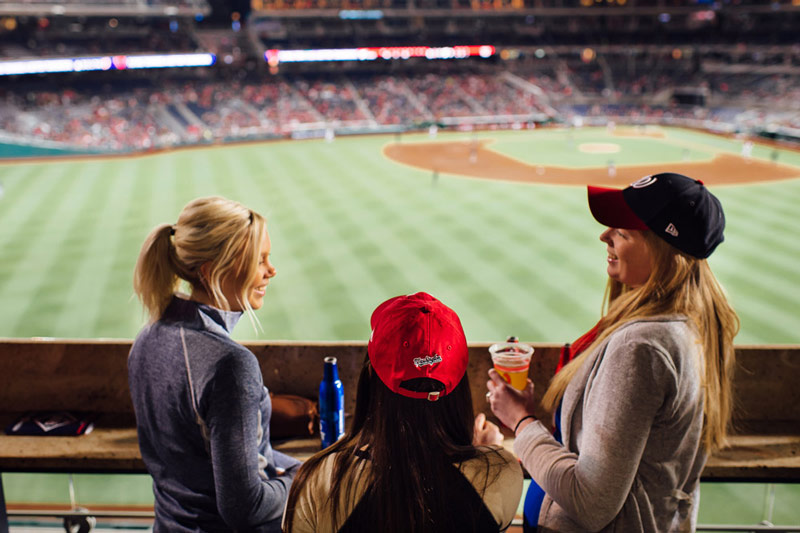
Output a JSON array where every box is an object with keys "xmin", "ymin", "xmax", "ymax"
[{"xmin": 284, "ymin": 356, "xmax": 503, "ymax": 532}]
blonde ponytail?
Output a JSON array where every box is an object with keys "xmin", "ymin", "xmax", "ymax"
[
  {"xmin": 133, "ymin": 224, "xmax": 183, "ymax": 322},
  {"xmin": 132, "ymin": 196, "xmax": 267, "ymax": 323}
]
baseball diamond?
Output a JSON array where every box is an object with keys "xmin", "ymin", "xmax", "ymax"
[{"xmin": 0, "ymin": 126, "xmax": 798, "ymax": 346}]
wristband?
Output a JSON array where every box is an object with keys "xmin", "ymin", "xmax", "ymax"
[{"xmin": 513, "ymin": 415, "xmax": 536, "ymax": 434}]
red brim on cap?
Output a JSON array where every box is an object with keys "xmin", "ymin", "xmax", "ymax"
[{"xmin": 587, "ymin": 186, "xmax": 648, "ymax": 230}]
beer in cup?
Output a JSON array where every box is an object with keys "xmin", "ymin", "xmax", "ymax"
[{"xmin": 489, "ymin": 342, "xmax": 534, "ymax": 391}]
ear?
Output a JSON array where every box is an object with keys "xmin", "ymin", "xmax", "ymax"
[{"xmin": 199, "ymin": 262, "xmax": 212, "ymax": 282}]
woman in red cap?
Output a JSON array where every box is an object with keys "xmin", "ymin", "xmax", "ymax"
[
  {"xmin": 487, "ymin": 173, "xmax": 739, "ymax": 532},
  {"xmin": 284, "ymin": 292, "xmax": 523, "ymax": 533}
]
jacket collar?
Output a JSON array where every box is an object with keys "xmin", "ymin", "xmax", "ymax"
[{"xmin": 163, "ymin": 294, "xmax": 242, "ymax": 337}]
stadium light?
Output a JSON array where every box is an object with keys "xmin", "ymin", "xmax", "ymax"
[
  {"xmin": 264, "ymin": 45, "xmax": 495, "ymax": 65},
  {"xmin": 0, "ymin": 53, "xmax": 215, "ymax": 76}
]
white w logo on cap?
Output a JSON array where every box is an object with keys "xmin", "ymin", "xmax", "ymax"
[{"xmin": 631, "ymin": 175, "xmax": 657, "ymax": 188}]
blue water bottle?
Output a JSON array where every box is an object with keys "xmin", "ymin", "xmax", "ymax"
[{"xmin": 319, "ymin": 356, "xmax": 345, "ymax": 449}]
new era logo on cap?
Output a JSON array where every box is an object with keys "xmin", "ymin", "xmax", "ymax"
[{"xmin": 665, "ymin": 223, "xmax": 679, "ymax": 237}]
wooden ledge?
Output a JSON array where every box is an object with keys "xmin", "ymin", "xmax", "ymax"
[
  {"xmin": 2, "ymin": 425, "xmax": 799, "ymax": 482},
  {"xmin": 1, "ymin": 340, "xmax": 798, "ymax": 482},
  {"xmin": 704, "ymin": 434, "xmax": 800, "ymax": 482}
]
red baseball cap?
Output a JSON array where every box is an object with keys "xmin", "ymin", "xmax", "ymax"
[{"xmin": 368, "ymin": 292, "xmax": 468, "ymax": 401}]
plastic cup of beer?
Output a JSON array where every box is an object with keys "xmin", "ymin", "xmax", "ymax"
[{"xmin": 489, "ymin": 342, "xmax": 534, "ymax": 391}]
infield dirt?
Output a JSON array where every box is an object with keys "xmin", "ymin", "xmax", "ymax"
[{"xmin": 383, "ymin": 139, "xmax": 799, "ymax": 186}]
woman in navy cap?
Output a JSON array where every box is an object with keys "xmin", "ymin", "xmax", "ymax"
[
  {"xmin": 284, "ymin": 292, "xmax": 523, "ymax": 533},
  {"xmin": 487, "ymin": 173, "xmax": 739, "ymax": 532}
]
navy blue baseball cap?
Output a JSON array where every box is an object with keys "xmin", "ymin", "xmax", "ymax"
[{"xmin": 588, "ymin": 173, "xmax": 725, "ymax": 259}]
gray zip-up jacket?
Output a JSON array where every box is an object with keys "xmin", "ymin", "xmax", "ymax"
[
  {"xmin": 515, "ymin": 316, "xmax": 705, "ymax": 533},
  {"xmin": 128, "ymin": 295, "xmax": 300, "ymax": 532}
]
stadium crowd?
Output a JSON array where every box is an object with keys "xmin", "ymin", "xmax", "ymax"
[
  {"xmin": 2, "ymin": 63, "xmax": 799, "ymax": 151},
  {"xmin": 1, "ymin": 0, "xmax": 798, "ymax": 150}
]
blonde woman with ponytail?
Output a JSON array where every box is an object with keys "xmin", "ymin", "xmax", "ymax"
[
  {"xmin": 486, "ymin": 173, "xmax": 739, "ymax": 533},
  {"xmin": 128, "ymin": 197, "xmax": 299, "ymax": 533}
]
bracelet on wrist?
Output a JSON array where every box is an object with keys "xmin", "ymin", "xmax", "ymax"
[{"xmin": 513, "ymin": 415, "xmax": 536, "ymax": 434}]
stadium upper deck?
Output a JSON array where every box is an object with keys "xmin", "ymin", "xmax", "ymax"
[{"xmin": 0, "ymin": 0, "xmax": 798, "ymax": 149}]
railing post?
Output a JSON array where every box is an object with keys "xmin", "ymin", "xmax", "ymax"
[{"xmin": 0, "ymin": 473, "xmax": 10, "ymax": 533}]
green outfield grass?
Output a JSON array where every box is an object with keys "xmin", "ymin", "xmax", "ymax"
[
  {"xmin": 3, "ymin": 473, "xmax": 800, "ymax": 529},
  {"xmin": 0, "ymin": 126, "xmax": 799, "ymax": 344},
  {"xmin": 1, "ymin": 126, "xmax": 800, "ymax": 529}
]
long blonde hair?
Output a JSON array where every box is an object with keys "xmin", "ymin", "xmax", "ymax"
[
  {"xmin": 133, "ymin": 196, "xmax": 267, "ymax": 322},
  {"xmin": 542, "ymin": 231, "xmax": 739, "ymax": 452}
]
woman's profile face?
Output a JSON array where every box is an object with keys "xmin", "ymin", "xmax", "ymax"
[
  {"xmin": 220, "ymin": 231, "xmax": 276, "ymax": 312},
  {"xmin": 599, "ymin": 227, "xmax": 653, "ymax": 288}
]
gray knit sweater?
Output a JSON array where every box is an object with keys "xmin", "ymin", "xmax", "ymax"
[
  {"xmin": 128, "ymin": 295, "xmax": 300, "ymax": 532},
  {"xmin": 515, "ymin": 317, "xmax": 706, "ymax": 533}
]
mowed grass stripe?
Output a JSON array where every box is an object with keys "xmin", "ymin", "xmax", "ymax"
[
  {"xmin": 0, "ymin": 164, "xmax": 77, "ymax": 281},
  {"xmin": 221, "ymin": 144, "xmax": 304, "ymax": 339},
  {"xmin": 717, "ymin": 180, "xmax": 800, "ymax": 224},
  {"xmin": 460, "ymin": 182, "xmax": 607, "ymax": 338},
  {"xmin": 301, "ymin": 139, "xmax": 446, "ymax": 330},
  {"xmin": 280, "ymin": 141, "xmax": 408, "ymax": 340},
  {"xmin": 712, "ymin": 254, "xmax": 800, "ymax": 344},
  {"xmin": 255, "ymin": 144, "xmax": 342, "ymax": 340},
  {"xmin": 415, "ymin": 184, "xmax": 587, "ymax": 339},
  {"xmin": 185, "ymin": 147, "xmax": 218, "ymax": 198},
  {"xmin": 250, "ymin": 141, "xmax": 375, "ymax": 340},
  {"xmin": 118, "ymin": 154, "xmax": 182, "ymax": 336},
  {"xmin": 705, "ymin": 182, "xmax": 800, "ymax": 343},
  {"xmin": 11, "ymin": 162, "xmax": 106, "ymax": 336},
  {"xmin": 716, "ymin": 243, "xmax": 800, "ymax": 309},
  {"xmin": 384, "ymin": 165, "xmax": 595, "ymax": 338},
  {"xmin": 50, "ymin": 160, "xmax": 124, "ymax": 337},
  {"xmin": 309, "ymin": 147, "xmax": 411, "ymax": 306},
  {"xmin": 341, "ymin": 141, "xmax": 533, "ymax": 338},
  {"xmin": 0, "ymin": 162, "xmax": 84, "ymax": 333},
  {"xmin": 300, "ymin": 137, "xmax": 512, "ymax": 336},
  {"xmin": 0, "ymin": 164, "xmax": 46, "ymax": 233},
  {"xmin": 366, "ymin": 138, "xmax": 605, "ymax": 338},
  {"xmin": 275, "ymin": 144, "xmax": 366, "ymax": 340},
  {"xmin": 715, "ymin": 235, "xmax": 800, "ymax": 304},
  {"xmin": 714, "ymin": 186, "xmax": 800, "ymax": 293},
  {"xmin": 727, "ymin": 295, "xmax": 799, "ymax": 345},
  {"xmin": 85, "ymin": 158, "xmax": 149, "ymax": 338},
  {"xmin": 665, "ymin": 127, "xmax": 747, "ymax": 154}
]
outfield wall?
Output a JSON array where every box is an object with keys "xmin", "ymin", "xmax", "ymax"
[{"xmin": 4, "ymin": 113, "xmax": 797, "ymax": 159}]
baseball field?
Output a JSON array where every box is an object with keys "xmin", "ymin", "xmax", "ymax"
[
  {"xmin": 1, "ymin": 125, "xmax": 800, "ymax": 527},
  {"xmin": 0, "ymin": 125, "xmax": 798, "ymax": 344}
]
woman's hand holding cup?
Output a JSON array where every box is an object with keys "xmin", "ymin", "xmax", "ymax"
[{"xmin": 486, "ymin": 369, "xmax": 537, "ymax": 433}]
